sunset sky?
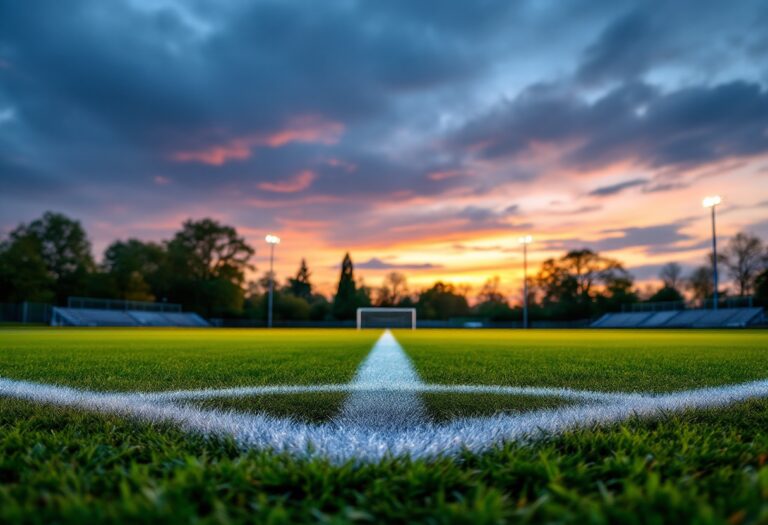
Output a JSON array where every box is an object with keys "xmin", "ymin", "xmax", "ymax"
[{"xmin": 1, "ymin": 1, "xmax": 767, "ymax": 298}]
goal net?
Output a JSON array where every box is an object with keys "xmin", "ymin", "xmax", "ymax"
[{"xmin": 357, "ymin": 307, "xmax": 416, "ymax": 330}]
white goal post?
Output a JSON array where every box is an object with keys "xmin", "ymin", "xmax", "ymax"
[{"xmin": 356, "ymin": 307, "xmax": 416, "ymax": 330}]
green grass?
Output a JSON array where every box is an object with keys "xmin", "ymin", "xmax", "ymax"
[
  {"xmin": 187, "ymin": 393, "xmax": 347, "ymax": 422},
  {"xmin": 1, "ymin": 396, "xmax": 767, "ymax": 524},
  {"xmin": 423, "ymin": 393, "xmax": 570, "ymax": 422},
  {"xmin": 2, "ymin": 327, "xmax": 768, "ymax": 523},
  {"xmin": 397, "ymin": 329, "xmax": 768, "ymax": 392},
  {"xmin": 0, "ymin": 328, "xmax": 377, "ymax": 390}
]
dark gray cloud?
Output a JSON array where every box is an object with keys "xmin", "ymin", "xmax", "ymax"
[
  {"xmin": 589, "ymin": 178, "xmax": 648, "ymax": 197},
  {"xmin": 630, "ymin": 262, "xmax": 697, "ymax": 281},
  {"xmin": 577, "ymin": 10, "xmax": 660, "ymax": 84},
  {"xmin": 355, "ymin": 258, "xmax": 442, "ymax": 270},
  {"xmin": 1, "ymin": 0, "xmax": 767, "ymax": 257},
  {"xmin": 576, "ymin": 2, "xmax": 768, "ymax": 85},
  {"xmin": 454, "ymin": 80, "xmax": 768, "ymax": 172},
  {"xmin": 543, "ymin": 222, "xmax": 707, "ymax": 255},
  {"xmin": 642, "ymin": 181, "xmax": 689, "ymax": 194},
  {"xmin": 597, "ymin": 224, "xmax": 693, "ymax": 252}
]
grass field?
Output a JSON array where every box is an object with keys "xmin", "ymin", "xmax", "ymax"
[{"xmin": 1, "ymin": 327, "xmax": 768, "ymax": 523}]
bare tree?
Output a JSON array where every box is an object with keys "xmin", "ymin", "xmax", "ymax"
[
  {"xmin": 375, "ymin": 272, "xmax": 409, "ymax": 306},
  {"xmin": 659, "ymin": 262, "xmax": 683, "ymax": 291},
  {"xmin": 477, "ymin": 276, "xmax": 506, "ymax": 304},
  {"xmin": 723, "ymin": 232, "xmax": 765, "ymax": 296},
  {"xmin": 687, "ymin": 266, "xmax": 714, "ymax": 301}
]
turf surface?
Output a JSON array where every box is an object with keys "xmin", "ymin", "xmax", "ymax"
[
  {"xmin": 2, "ymin": 327, "xmax": 768, "ymax": 523},
  {"xmin": 397, "ymin": 329, "xmax": 768, "ymax": 392},
  {"xmin": 423, "ymin": 392, "xmax": 570, "ymax": 422},
  {"xmin": 1, "ymin": 396, "xmax": 767, "ymax": 524},
  {"xmin": 0, "ymin": 328, "xmax": 377, "ymax": 390},
  {"xmin": 187, "ymin": 393, "xmax": 347, "ymax": 422}
]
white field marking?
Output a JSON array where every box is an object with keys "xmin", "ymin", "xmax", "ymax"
[
  {"xmin": 334, "ymin": 329, "xmax": 427, "ymax": 428},
  {"xmin": 145, "ymin": 383, "xmax": 634, "ymax": 403},
  {"xmin": 3, "ymin": 331, "xmax": 768, "ymax": 462},
  {"xmin": 3, "ymin": 374, "xmax": 768, "ymax": 462}
]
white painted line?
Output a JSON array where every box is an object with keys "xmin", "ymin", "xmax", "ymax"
[
  {"xmin": 3, "ymin": 375, "xmax": 768, "ymax": 462},
  {"xmin": 145, "ymin": 382, "xmax": 634, "ymax": 403},
  {"xmin": 3, "ymin": 330, "xmax": 768, "ymax": 463},
  {"xmin": 335, "ymin": 329, "xmax": 427, "ymax": 428}
]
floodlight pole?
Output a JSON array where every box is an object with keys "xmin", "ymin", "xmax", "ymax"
[
  {"xmin": 710, "ymin": 204, "xmax": 719, "ymax": 311},
  {"xmin": 265, "ymin": 234, "xmax": 280, "ymax": 328},
  {"xmin": 519, "ymin": 235, "xmax": 532, "ymax": 329},
  {"xmin": 702, "ymin": 197, "xmax": 720, "ymax": 311}
]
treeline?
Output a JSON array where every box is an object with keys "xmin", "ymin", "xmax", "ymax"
[{"xmin": 1, "ymin": 211, "xmax": 767, "ymax": 321}]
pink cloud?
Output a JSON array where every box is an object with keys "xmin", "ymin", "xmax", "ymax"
[
  {"xmin": 171, "ymin": 142, "xmax": 251, "ymax": 166},
  {"xmin": 262, "ymin": 116, "xmax": 344, "ymax": 147},
  {"xmin": 324, "ymin": 157, "xmax": 357, "ymax": 172},
  {"xmin": 153, "ymin": 175, "xmax": 171, "ymax": 185},
  {"xmin": 169, "ymin": 116, "xmax": 345, "ymax": 166},
  {"xmin": 428, "ymin": 170, "xmax": 464, "ymax": 181},
  {"xmin": 257, "ymin": 170, "xmax": 316, "ymax": 193}
]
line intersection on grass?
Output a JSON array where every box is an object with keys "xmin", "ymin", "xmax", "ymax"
[{"xmin": 2, "ymin": 330, "xmax": 768, "ymax": 462}]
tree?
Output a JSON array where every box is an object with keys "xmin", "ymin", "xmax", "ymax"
[
  {"xmin": 755, "ymin": 269, "xmax": 768, "ymax": 302},
  {"xmin": 308, "ymin": 294, "xmax": 331, "ymax": 321},
  {"xmin": 103, "ymin": 239, "xmax": 166, "ymax": 301},
  {"xmin": 598, "ymin": 269, "xmax": 638, "ymax": 313},
  {"xmin": 8, "ymin": 212, "xmax": 95, "ymax": 304},
  {"xmin": 165, "ymin": 219, "xmax": 254, "ymax": 316},
  {"xmin": 722, "ymin": 232, "xmax": 765, "ymax": 296},
  {"xmin": 375, "ymin": 272, "xmax": 409, "ymax": 306},
  {"xmin": 648, "ymin": 262, "xmax": 685, "ymax": 303},
  {"xmin": 659, "ymin": 262, "xmax": 683, "ymax": 291},
  {"xmin": 474, "ymin": 277, "xmax": 514, "ymax": 321},
  {"xmin": 647, "ymin": 285, "xmax": 684, "ymax": 303},
  {"xmin": 356, "ymin": 279, "xmax": 373, "ymax": 310},
  {"xmin": 333, "ymin": 253, "xmax": 358, "ymax": 320},
  {"xmin": 167, "ymin": 219, "xmax": 254, "ymax": 281},
  {"xmin": 0, "ymin": 233, "xmax": 55, "ymax": 303},
  {"xmin": 687, "ymin": 266, "xmax": 714, "ymax": 301},
  {"xmin": 477, "ymin": 276, "xmax": 505, "ymax": 304},
  {"xmin": 287, "ymin": 259, "xmax": 312, "ymax": 300},
  {"xmin": 535, "ymin": 249, "xmax": 633, "ymax": 318},
  {"xmin": 416, "ymin": 282, "xmax": 470, "ymax": 320}
]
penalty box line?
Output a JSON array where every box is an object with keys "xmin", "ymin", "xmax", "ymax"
[
  {"xmin": 334, "ymin": 329, "xmax": 428, "ymax": 428},
  {"xmin": 2, "ymin": 374, "xmax": 768, "ymax": 462}
]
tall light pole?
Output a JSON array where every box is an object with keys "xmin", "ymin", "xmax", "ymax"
[
  {"xmin": 265, "ymin": 234, "xmax": 280, "ymax": 327},
  {"xmin": 518, "ymin": 235, "xmax": 532, "ymax": 329},
  {"xmin": 702, "ymin": 196, "xmax": 721, "ymax": 310}
]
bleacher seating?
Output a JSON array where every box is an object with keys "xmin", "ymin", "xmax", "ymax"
[
  {"xmin": 638, "ymin": 310, "xmax": 681, "ymax": 328},
  {"xmin": 52, "ymin": 307, "xmax": 209, "ymax": 327},
  {"xmin": 127, "ymin": 310, "xmax": 172, "ymax": 326},
  {"xmin": 591, "ymin": 308, "xmax": 764, "ymax": 329},
  {"xmin": 155, "ymin": 312, "xmax": 209, "ymax": 327}
]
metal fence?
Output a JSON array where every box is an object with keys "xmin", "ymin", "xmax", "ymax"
[
  {"xmin": 624, "ymin": 296, "xmax": 760, "ymax": 313},
  {"xmin": 0, "ymin": 302, "xmax": 53, "ymax": 324},
  {"xmin": 209, "ymin": 318, "xmax": 592, "ymax": 329},
  {"xmin": 67, "ymin": 297, "xmax": 182, "ymax": 312}
]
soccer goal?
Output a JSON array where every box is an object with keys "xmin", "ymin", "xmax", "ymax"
[{"xmin": 357, "ymin": 307, "xmax": 416, "ymax": 330}]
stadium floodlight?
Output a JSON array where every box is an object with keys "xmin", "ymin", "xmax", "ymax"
[
  {"xmin": 702, "ymin": 195, "xmax": 721, "ymax": 208},
  {"xmin": 518, "ymin": 235, "xmax": 533, "ymax": 329},
  {"xmin": 265, "ymin": 234, "xmax": 280, "ymax": 328},
  {"xmin": 702, "ymin": 196, "xmax": 721, "ymax": 311},
  {"xmin": 357, "ymin": 307, "xmax": 416, "ymax": 330}
]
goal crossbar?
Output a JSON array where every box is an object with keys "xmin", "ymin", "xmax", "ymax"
[{"xmin": 356, "ymin": 307, "xmax": 416, "ymax": 330}]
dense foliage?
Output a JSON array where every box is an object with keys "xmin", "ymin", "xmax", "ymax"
[{"xmin": 1, "ymin": 212, "xmax": 766, "ymax": 321}]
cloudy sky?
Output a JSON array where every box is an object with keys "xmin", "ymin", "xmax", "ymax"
[{"xmin": 1, "ymin": 0, "xmax": 767, "ymax": 296}]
